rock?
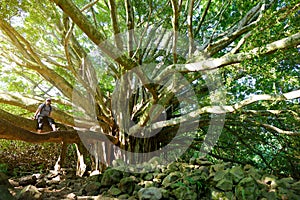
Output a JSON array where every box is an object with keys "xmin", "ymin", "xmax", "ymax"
[
  {"xmin": 101, "ymin": 168, "xmax": 123, "ymax": 187},
  {"xmin": 195, "ymin": 158, "xmax": 212, "ymax": 166},
  {"xmin": 18, "ymin": 175, "xmax": 37, "ymax": 186},
  {"xmin": 108, "ymin": 186, "xmax": 122, "ymax": 196},
  {"xmin": 171, "ymin": 186, "xmax": 197, "ymax": 200},
  {"xmin": 138, "ymin": 187, "xmax": 162, "ymax": 200},
  {"xmin": 35, "ymin": 179, "xmax": 47, "ymax": 188},
  {"xmin": 261, "ymin": 191, "xmax": 277, "ymax": 199},
  {"xmin": 211, "ymin": 188, "xmax": 227, "ymax": 199},
  {"xmin": 66, "ymin": 193, "xmax": 77, "ymax": 200},
  {"xmin": 128, "ymin": 197, "xmax": 138, "ymax": 200},
  {"xmin": 213, "ymin": 169, "xmax": 228, "ymax": 182},
  {"xmin": 86, "ymin": 173, "xmax": 102, "ymax": 182},
  {"xmin": 47, "ymin": 175, "xmax": 60, "ymax": 186},
  {"xmin": 167, "ymin": 162, "xmax": 179, "ymax": 171},
  {"xmin": 142, "ymin": 181, "xmax": 154, "ymax": 188},
  {"xmin": 143, "ymin": 173, "xmax": 153, "ymax": 181},
  {"xmin": 244, "ymin": 165, "xmax": 262, "ymax": 180},
  {"xmin": 17, "ymin": 185, "xmax": 42, "ymax": 200},
  {"xmin": 277, "ymin": 177, "xmax": 295, "ymax": 188},
  {"xmin": 118, "ymin": 194, "xmax": 130, "ymax": 199},
  {"xmin": 84, "ymin": 181, "xmax": 101, "ymax": 194},
  {"xmin": 153, "ymin": 178, "xmax": 162, "ymax": 184},
  {"xmin": 216, "ymin": 179, "xmax": 233, "ymax": 191},
  {"xmin": 262, "ymin": 176, "xmax": 278, "ymax": 189},
  {"xmin": 140, "ymin": 163, "xmax": 153, "ymax": 173},
  {"xmin": 162, "ymin": 172, "xmax": 182, "ymax": 187},
  {"xmin": 278, "ymin": 187, "xmax": 300, "ymax": 200},
  {"xmin": 119, "ymin": 176, "xmax": 136, "ymax": 195},
  {"xmin": 154, "ymin": 173, "xmax": 167, "ymax": 180},
  {"xmin": 9, "ymin": 179, "xmax": 19, "ymax": 187},
  {"xmin": 225, "ymin": 191, "xmax": 234, "ymax": 199},
  {"xmin": 190, "ymin": 167, "xmax": 209, "ymax": 182},
  {"xmin": 158, "ymin": 188, "xmax": 168, "ymax": 199},
  {"xmin": 32, "ymin": 173, "xmax": 44, "ymax": 180},
  {"xmin": 229, "ymin": 166, "xmax": 244, "ymax": 184},
  {"xmin": 291, "ymin": 181, "xmax": 300, "ymax": 193},
  {"xmin": 235, "ymin": 177, "xmax": 259, "ymax": 200},
  {"xmin": 211, "ymin": 163, "xmax": 226, "ymax": 172}
]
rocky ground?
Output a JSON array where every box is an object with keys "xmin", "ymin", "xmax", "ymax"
[{"xmin": 1, "ymin": 157, "xmax": 300, "ymax": 200}]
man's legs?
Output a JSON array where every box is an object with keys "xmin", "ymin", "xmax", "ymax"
[
  {"xmin": 37, "ymin": 116, "xmax": 43, "ymax": 133},
  {"xmin": 51, "ymin": 124, "xmax": 56, "ymax": 131},
  {"xmin": 48, "ymin": 117, "xmax": 57, "ymax": 131}
]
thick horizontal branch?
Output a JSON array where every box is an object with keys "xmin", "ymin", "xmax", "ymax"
[
  {"xmin": 0, "ymin": 118, "xmax": 119, "ymax": 144},
  {"xmin": 171, "ymin": 32, "xmax": 300, "ymax": 72},
  {"xmin": 144, "ymin": 90, "xmax": 300, "ymax": 131},
  {"xmin": 0, "ymin": 118, "xmax": 80, "ymax": 143}
]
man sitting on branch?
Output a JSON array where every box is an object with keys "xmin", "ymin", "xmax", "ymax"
[{"xmin": 34, "ymin": 98, "xmax": 57, "ymax": 133}]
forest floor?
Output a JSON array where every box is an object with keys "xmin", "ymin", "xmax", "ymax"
[{"xmin": 1, "ymin": 141, "xmax": 300, "ymax": 200}]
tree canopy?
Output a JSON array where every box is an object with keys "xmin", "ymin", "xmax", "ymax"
[{"xmin": 0, "ymin": 0, "xmax": 299, "ymax": 176}]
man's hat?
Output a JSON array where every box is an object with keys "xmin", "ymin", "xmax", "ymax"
[{"xmin": 46, "ymin": 98, "xmax": 52, "ymax": 102}]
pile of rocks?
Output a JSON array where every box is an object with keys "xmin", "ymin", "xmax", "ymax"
[
  {"xmin": 80, "ymin": 157, "xmax": 300, "ymax": 199},
  {"xmin": 4, "ymin": 157, "xmax": 300, "ymax": 199}
]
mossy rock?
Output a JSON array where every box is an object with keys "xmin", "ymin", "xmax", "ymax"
[
  {"xmin": 216, "ymin": 178, "xmax": 233, "ymax": 191},
  {"xmin": 119, "ymin": 176, "xmax": 136, "ymax": 195},
  {"xmin": 229, "ymin": 166, "xmax": 245, "ymax": 184},
  {"xmin": 262, "ymin": 175, "xmax": 278, "ymax": 189},
  {"xmin": 143, "ymin": 173, "xmax": 154, "ymax": 181},
  {"xmin": 291, "ymin": 181, "xmax": 300, "ymax": 193},
  {"xmin": 277, "ymin": 177, "xmax": 295, "ymax": 189},
  {"xmin": 235, "ymin": 177, "xmax": 259, "ymax": 200},
  {"xmin": 162, "ymin": 172, "xmax": 182, "ymax": 187},
  {"xmin": 244, "ymin": 165, "xmax": 262, "ymax": 180},
  {"xmin": 278, "ymin": 187, "xmax": 300, "ymax": 200},
  {"xmin": 101, "ymin": 168, "xmax": 123, "ymax": 187},
  {"xmin": 118, "ymin": 194, "xmax": 130, "ymax": 199},
  {"xmin": 171, "ymin": 186, "xmax": 197, "ymax": 200},
  {"xmin": 261, "ymin": 191, "xmax": 277, "ymax": 200},
  {"xmin": 108, "ymin": 186, "xmax": 122, "ymax": 196},
  {"xmin": 138, "ymin": 187, "xmax": 162, "ymax": 200}
]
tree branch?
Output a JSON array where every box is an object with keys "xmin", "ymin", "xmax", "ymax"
[
  {"xmin": 187, "ymin": 0, "xmax": 195, "ymax": 57},
  {"xmin": 173, "ymin": 32, "xmax": 300, "ymax": 72},
  {"xmin": 195, "ymin": 0, "xmax": 211, "ymax": 37},
  {"xmin": 261, "ymin": 123, "xmax": 300, "ymax": 136},
  {"xmin": 171, "ymin": 0, "xmax": 179, "ymax": 63},
  {"xmin": 108, "ymin": 0, "xmax": 123, "ymax": 50},
  {"xmin": 144, "ymin": 89, "xmax": 300, "ymax": 131},
  {"xmin": 52, "ymin": 0, "xmax": 137, "ymax": 69},
  {"xmin": 125, "ymin": 0, "xmax": 135, "ymax": 57},
  {"xmin": 0, "ymin": 118, "xmax": 119, "ymax": 145}
]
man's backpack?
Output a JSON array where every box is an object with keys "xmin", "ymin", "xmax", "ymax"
[
  {"xmin": 41, "ymin": 103, "xmax": 52, "ymax": 112},
  {"xmin": 38, "ymin": 103, "xmax": 52, "ymax": 117}
]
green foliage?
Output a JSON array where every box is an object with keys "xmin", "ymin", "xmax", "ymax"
[
  {"xmin": 0, "ymin": 103, "xmax": 31, "ymax": 117},
  {"xmin": 0, "ymin": 163, "xmax": 8, "ymax": 173}
]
